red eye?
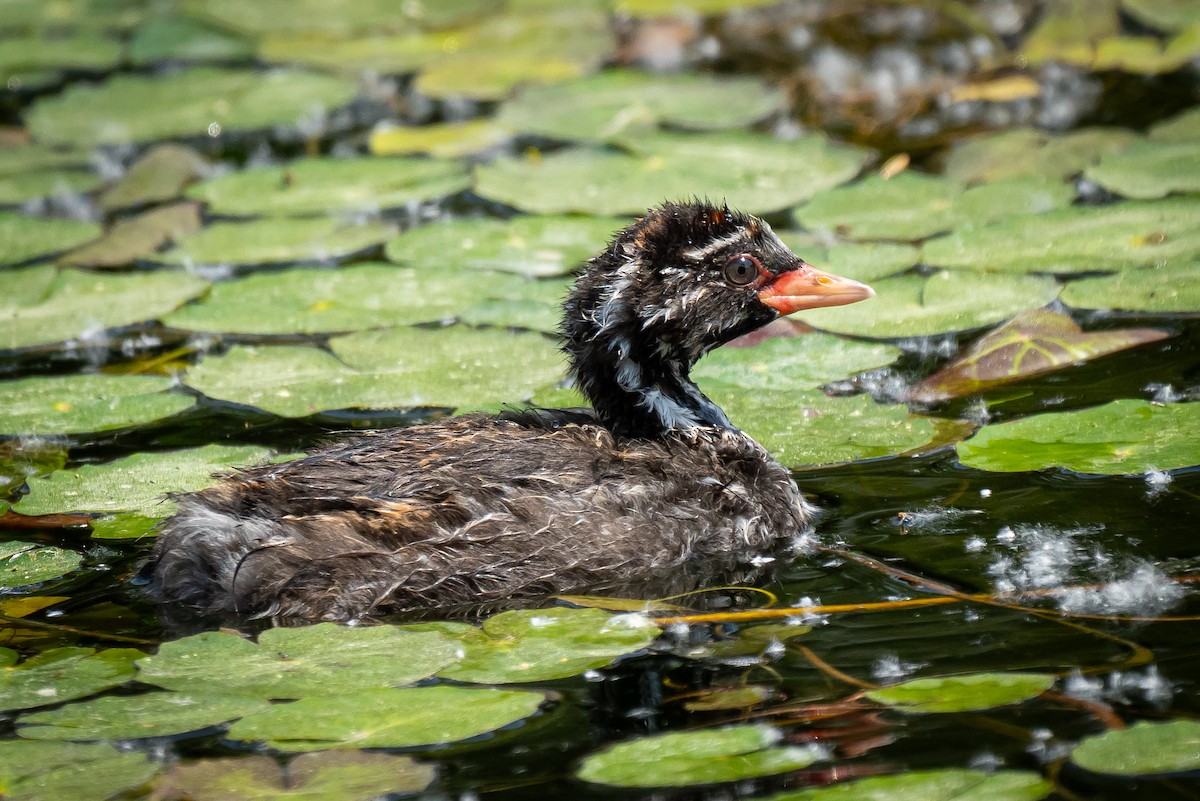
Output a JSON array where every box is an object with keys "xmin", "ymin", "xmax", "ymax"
[{"xmin": 724, "ymin": 253, "xmax": 761, "ymax": 285}]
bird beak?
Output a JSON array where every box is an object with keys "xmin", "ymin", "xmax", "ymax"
[{"xmin": 758, "ymin": 262, "xmax": 875, "ymax": 315}]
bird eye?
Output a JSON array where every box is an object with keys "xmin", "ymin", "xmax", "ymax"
[{"xmin": 724, "ymin": 254, "xmax": 761, "ymax": 285}]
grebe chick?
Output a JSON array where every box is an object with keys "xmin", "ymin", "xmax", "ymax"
[{"xmin": 149, "ymin": 201, "xmax": 874, "ymax": 622}]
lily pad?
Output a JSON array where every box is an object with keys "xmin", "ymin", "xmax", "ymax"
[
  {"xmin": 943, "ymin": 127, "xmax": 1137, "ymax": 184},
  {"xmin": 1122, "ymin": 0, "xmax": 1200, "ymax": 31},
  {"xmin": 415, "ymin": 54, "xmax": 584, "ymax": 100},
  {"xmin": 0, "ymin": 168, "xmax": 102, "ymax": 204},
  {"xmin": 128, "ymin": 14, "xmax": 254, "ymax": 64},
  {"xmin": 0, "ymin": 144, "xmax": 90, "ymax": 177},
  {"xmin": 227, "ymin": 685, "xmax": 546, "ymax": 751},
  {"xmin": 1, "ymin": 266, "xmax": 209, "ymax": 351},
  {"xmin": 0, "ymin": 741, "xmax": 158, "ymax": 801},
  {"xmin": 165, "ymin": 263, "xmax": 528, "ymax": 334},
  {"xmin": 185, "ymin": 157, "xmax": 470, "ymax": 217},
  {"xmin": 795, "ymin": 173, "xmax": 961, "ymax": 241},
  {"xmin": 922, "ymin": 199, "xmax": 1200, "ymax": 274},
  {"xmin": 418, "ymin": 607, "xmax": 660, "ymax": 684},
  {"xmin": 0, "ymin": 213, "xmax": 101, "ymax": 267},
  {"xmin": 1150, "ymin": 106, "xmax": 1200, "ymax": 143},
  {"xmin": 0, "ymin": 647, "xmax": 141, "ymax": 712},
  {"xmin": 385, "ymin": 215, "xmax": 623, "ymax": 278},
  {"xmin": 0, "ymin": 542, "xmax": 84, "ymax": 590},
  {"xmin": 576, "ymin": 724, "xmax": 824, "ymax": 788},
  {"xmin": 0, "ymin": 373, "xmax": 194, "ymax": 436},
  {"xmin": 1071, "ymin": 720, "xmax": 1200, "ymax": 776},
  {"xmin": 865, "ymin": 672, "xmax": 1055, "ymax": 713},
  {"xmin": 475, "ymin": 132, "xmax": 870, "ymax": 216},
  {"xmin": 616, "ymin": 0, "xmax": 783, "ymax": 15},
  {"xmin": 154, "ymin": 752, "xmax": 436, "ymax": 801},
  {"xmin": 778, "ymin": 234, "xmax": 919, "ymax": 284},
  {"xmin": 0, "ymin": 439, "xmax": 67, "ymax": 513},
  {"xmin": 259, "ymin": 30, "xmax": 457, "ymax": 75},
  {"xmin": 497, "ymin": 70, "xmax": 785, "ymax": 142},
  {"xmin": 1061, "ymin": 262, "xmax": 1200, "ymax": 312},
  {"xmin": 137, "ymin": 623, "xmax": 457, "ymax": 698},
  {"xmin": 0, "ymin": 34, "xmax": 124, "ymax": 85},
  {"xmin": 13, "ymin": 444, "xmax": 278, "ymax": 517},
  {"xmin": 694, "ymin": 333, "xmax": 901, "ymax": 391},
  {"xmin": 763, "ymin": 769, "xmax": 1052, "ymax": 801},
  {"xmin": 1084, "ymin": 139, "xmax": 1200, "ymax": 199},
  {"xmin": 796, "ymin": 271, "xmax": 1059, "ymax": 339},
  {"xmin": 18, "ymin": 691, "xmax": 267, "ymax": 741},
  {"xmin": 704, "ymin": 386, "xmax": 940, "ymax": 467},
  {"xmin": 183, "ymin": 326, "xmax": 564, "ymax": 417},
  {"xmin": 956, "ymin": 399, "xmax": 1200, "ymax": 474},
  {"xmin": 157, "ymin": 218, "xmax": 395, "ymax": 268},
  {"xmin": 369, "ymin": 119, "xmax": 512, "ymax": 157},
  {"xmin": 60, "ymin": 202, "xmax": 203, "ymax": 269},
  {"xmin": 26, "ymin": 67, "xmax": 358, "ymax": 147},
  {"xmin": 908, "ymin": 310, "xmax": 1170, "ymax": 403},
  {"xmin": 183, "ymin": 0, "xmax": 495, "ymax": 36},
  {"xmin": 97, "ymin": 144, "xmax": 210, "ymax": 213}
]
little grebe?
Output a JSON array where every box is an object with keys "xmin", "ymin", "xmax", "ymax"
[{"xmin": 150, "ymin": 201, "xmax": 874, "ymax": 622}]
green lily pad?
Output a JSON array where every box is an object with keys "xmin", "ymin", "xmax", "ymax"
[
  {"xmin": 157, "ymin": 218, "xmax": 396, "ymax": 268},
  {"xmin": 957, "ymin": 399, "xmax": 1200, "ymax": 474},
  {"xmin": 0, "ymin": 144, "xmax": 90, "ymax": 177},
  {"xmin": 943, "ymin": 127, "xmax": 1137, "ymax": 184},
  {"xmin": 418, "ymin": 607, "xmax": 660, "ymax": 684},
  {"xmin": 369, "ymin": 119, "xmax": 512, "ymax": 157},
  {"xmin": 137, "ymin": 624, "xmax": 457, "ymax": 698},
  {"xmin": 13, "ymin": 444, "xmax": 278, "ymax": 517},
  {"xmin": 1071, "ymin": 720, "xmax": 1200, "ymax": 776},
  {"xmin": 1022, "ymin": 0, "xmax": 1119, "ymax": 67},
  {"xmin": 0, "ymin": 168, "xmax": 102, "ymax": 204},
  {"xmin": 154, "ymin": 751, "xmax": 435, "ymax": 801},
  {"xmin": 0, "ymin": 213, "xmax": 101, "ymax": 267},
  {"xmin": 0, "ymin": 542, "xmax": 84, "ymax": 590},
  {"xmin": 26, "ymin": 67, "xmax": 358, "ymax": 147},
  {"xmin": 497, "ymin": 70, "xmax": 785, "ymax": 142},
  {"xmin": 866, "ymin": 672, "xmax": 1055, "ymax": 713},
  {"xmin": 457, "ymin": 277, "xmax": 569, "ymax": 333},
  {"xmin": 386, "ymin": 215, "xmax": 623, "ymax": 278},
  {"xmin": 1150, "ymin": 106, "xmax": 1200, "ymax": 143},
  {"xmin": 18, "ymin": 691, "xmax": 268, "ymax": 741},
  {"xmin": 185, "ymin": 157, "xmax": 470, "ymax": 217},
  {"xmin": 475, "ymin": 132, "xmax": 870, "ymax": 216},
  {"xmin": 694, "ymin": 333, "xmax": 901, "ymax": 391},
  {"xmin": 795, "ymin": 173, "xmax": 961, "ymax": 241},
  {"xmin": 763, "ymin": 769, "xmax": 1053, "ymax": 801},
  {"xmin": 259, "ymin": 30, "xmax": 456, "ymax": 75},
  {"xmin": 1084, "ymin": 139, "xmax": 1200, "ymax": 199},
  {"xmin": 1, "ymin": 266, "xmax": 209, "ymax": 351},
  {"xmin": 0, "ymin": 439, "xmax": 67, "ymax": 514},
  {"xmin": 183, "ymin": 0, "xmax": 495, "ymax": 36},
  {"xmin": 227, "ymin": 685, "xmax": 546, "ymax": 751},
  {"xmin": 183, "ymin": 326, "xmax": 564, "ymax": 417},
  {"xmin": 616, "ymin": 0, "xmax": 783, "ymax": 15},
  {"xmin": 704, "ymin": 386, "xmax": 940, "ymax": 467},
  {"xmin": 796, "ymin": 271, "xmax": 1060, "ymax": 339},
  {"xmin": 0, "ymin": 373, "xmax": 193, "ymax": 436},
  {"xmin": 778, "ymin": 234, "xmax": 919, "ymax": 284},
  {"xmin": 577, "ymin": 724, "xmax": 824, "ymax": 788},
  {"xmin": 0, "ymin": 740, "xmax": 158, "ymax": 801},
  {"xmin": 922, "ymin": 199, "xmax": 1200, "ymax": 274},
  {"xmin": 416, "ymin": 53, "xmax": 584, "ymax": 100},
  {"xmin": 0, "ymin": 34, "xmax": 124, "ymax": 84},
  {"xmin": 0, "ymin": 647, "xmax": 141, "ymax": 712},
  {"xmin": 908, "ymin": 310, "xmax": 1170, "ymax": 403},
  {"xmin": 1089, "ymin": 30, "xmax": 1200, "ymax": 74},
  {"xmin": 128, "ymin": 13, "xmax": 254, "ymax": 64},
  {"xmin": 1061, "ymin": 262, "xmax": 1200, "ymax": 312},
  {"xmin": 97, "ymin": 144, "xmax": 210, "ymax": 213},
  {"xmin": 165, "ymin": 263, "xmax": 529, "ymax": 334},
  {"xmin": 89, "ymin": 513, "xmax": 161, "ymax": 541},
  {"xmin": 60, "ymin": 202, "xmax": 203, "ymax": 269}
]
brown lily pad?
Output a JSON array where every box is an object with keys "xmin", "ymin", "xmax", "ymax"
[
  {"xmin": 97, "ymin": 144, "xmax": 210, "ymax": 213},
  {"xmin": 59, "ymin": 202, "xmax": 202, "ymax": 269},
  {"xmin": 908, "ymin": 309, "xmax": 1170, "ymax": 403}
]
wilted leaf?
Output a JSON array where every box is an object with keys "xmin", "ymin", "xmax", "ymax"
[
  {"xmin": 59, "ymin": 202, "xmax": 202, "ymax": 268},
  {"xmin": 97, "ymin": 145, "xmax": 210, "ymax": 212}
]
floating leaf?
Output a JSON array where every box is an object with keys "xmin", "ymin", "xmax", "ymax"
[
  {"xmin": 137, "ymin": 624, "xmax": 457, "ymax": 698},
  {"xmin": 1150, "ymin": 106, "xmax": 1200, "ymax": 143},
  {"xmin": 0, "ymin": 647, "xmax": 140, "ymax": 712},
  {"xmin": 259, "ymin": 30, "xmax": 456, "ymax": 75},
  {"xmin": 183, "ymin": 327, "xmax": 564, "ymax": 417},
  {"xmin": 577, "ymin": 724, "xmax": 823, "ymax": 788},
  {"xmin": 0, "ymin": 439, "xmax": 67, "ymax": 514},
  {"xmin": 128, "ymin": 13, "xmax": 254, "ymax": 64},
  {"xmin": 416, "ymin": 607, "xmax": 660, "ymax": 684},
  {"xmin": 26, "ymin": 67, "xmax": 358, "ymax": 147},
  {"xmin": 0, "ymin": 373, "xmax": 193, "ymax": 436},
  {"xmin": 0, "ymin": 34, "xmax": 124, "ymax": 85},
  {"xmin": 227, "ymin": 685, "xmax": 546, "ymax": 751},
  {"xmin": 1, "ymin": 266, "xmax": 209, "ymax": 351},
  {"xmin": 157, "ymin": 218, "xmax": 395, "ymax": 268},
  {"xmin": 0, "ymin": 741, "xmax": 158, "ymax": 801},
  {"xmin": 154, "ymin": 752, "xmax": 435, "ymax": 801},
  {"xmin": 1061, "ymin": 262, "xmax": 1200, "ymax": 312},
  {"xmin": 763, "ymin": 769, "xmax": 1052, "ymax": 801},
  {"xmin": 183, "ymin": 0, "xmax": 495, "ymax": 36},
  {"xmin": 1022, "ymin": 0, "xmax": 1120, "ymax": 67},
  {"xmin": 185, "ymin": 157, "xmax": 470, "ymax": 217},
  {"xmin": 415, "ymin": 54, "xmax": 583, "ymax": 100},
  {"xmin": 165, "ymin": 263, "xmax": 528, "ymax": 334},
  {"xmin": 684, "ymin": 686, "xmax": 773, "ymax": 711},
  {"xmin": 497, "ymin": 70, "xmax": 785, "ymax": 142},
  {"xmin": 909, "ymin": 310, "xmax": 1171, "ymax": 403},
  {"xmin": 475, "ymin": 133, "xmax": 870, "ymax": 216},
  {"xmin": 386, "ymin": 215, "xmax": 623, "ymax": 278},
  {"xmin": 778, "ymin": 234, "xmax": 919, "ymax": 284},
  {"xmin": 866, "ymin": 672, "xmax": 1055, "ymax": 713},
  {"xmin": 1071, "ymin": 720, "xmax": 1200, "ymax": 776},
  {"xmin": 694, "ymin": 333, "xmax": 901, "ymax": 391},
  {"xmin": 957, "ymin": 399, "xmax": 1200, "ymax": 474},
  {"xmin": 1122, "ymin": 0, "xmax": 1200, "ymax": 31},
  {"xmin": 89, "ymin": 513, "xmax": 161, "ymax": 541},
  {"xmin": 0, "ymin": 213, "xmax": 100, "ymax": 267},
  {"xmin": 369, "ymin": 119, "xmax": 512, "ymax": 157},
  {"xmin": 1084, "ymin": 139, "xmax": 1200, "ymax": 199},
  {"xmin": 97, "ymin": 144, "xmax": 210, "ymax": 213},
  {"xmin": 0, "ymin": 542, "xmax": 83, "ymax": 589},
  {"xmin": 18, "ymin": 692, "xmax": 268, "ymax": 741},
  {"xmin": 0, "ymin": 144, "xmax": 90, "ymax": 177},
  {"xmin": 0, "ymin": 168, "xmax": 101, "ymax": 204},
  {"xmin": 13, "ymin": 444, "xmax": 278, "ymax": 517},
  {"xmin": 944, "ymin": 127, "xmax": 1137, "ymax": 184},
  {"xmin": 795, "ymin": 173, "xmax": 961, "ymax": 241},
  {"xmin": 616, "ymin": 0, "xmax": 782, "ymax": 15},
  {"xmin": 60, "ymin": 202, "xmax": 203, "ymax": 269}
]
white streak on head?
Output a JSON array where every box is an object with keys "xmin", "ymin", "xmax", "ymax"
[{"xmin": 681, "ymin": 227, "xmax": 751, "ymax": 262}]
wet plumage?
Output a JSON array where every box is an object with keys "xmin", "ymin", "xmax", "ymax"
[{"xmin": 149, "ymin": 201, "xmax": 873, "ymax": 622}]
